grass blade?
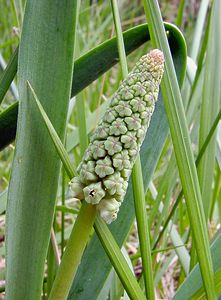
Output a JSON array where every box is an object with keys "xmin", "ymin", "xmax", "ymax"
[
  {"xmin": 198, "ymin": 0, "xmax": 221, "ymax": 218},
  {"xmin": 173, "ymin": 230, "xmax": 221, "ymax": 300},
  {"xmin": 142, "ymin": 1, "xmax": 216, "ymax": 298},
  {"xmin": 154, "ymin": 108, "xmax": 221, "ymax": 248},
  {"xmin": 0, "ymin": 47, "xmax": 18, "ymax": 104},
  {"xmin": 190, "ymin": 0, "xmax": 210, "ymax": 62},
  {"xmin": 6, "ymin": 1, "xmax": 79, "ymax": 298},
  {"xmin": 94, "ymin": 217, "xmax": 146, "ymax": 300},
  {"xmin": 132, "ymin": 156, "xmax": 155, "ymax": 299},
  {"xmin": 27, "ymin": 81, "xmax": 77, "ymax": 178}
]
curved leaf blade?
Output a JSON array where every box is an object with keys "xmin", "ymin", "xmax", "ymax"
[{"xmin": 0, "ymin": 23, "xmax": 185, "ymax": 150}]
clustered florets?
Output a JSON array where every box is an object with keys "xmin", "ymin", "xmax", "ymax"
[{"xmin": 70, "ymin": 49, "xmax": 164, "ymax": 224}]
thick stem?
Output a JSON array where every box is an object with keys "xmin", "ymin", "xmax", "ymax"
[{"xmin": 49, "ymin": 202, "xmax": 97, "ymax": 300}]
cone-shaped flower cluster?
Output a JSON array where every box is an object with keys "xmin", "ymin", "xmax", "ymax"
[{"xmin": 70, "ymin": 49, "xmax": 164, "ymax": 224}]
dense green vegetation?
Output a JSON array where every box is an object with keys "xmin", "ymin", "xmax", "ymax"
[{"xmin": 0, "ymin": 1, "xmax": 220, "ymax": 299}]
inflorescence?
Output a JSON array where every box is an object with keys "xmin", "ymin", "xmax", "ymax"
[{"xmin": 70, "ymin": 49, "xmax": 164, "ymax": 224}]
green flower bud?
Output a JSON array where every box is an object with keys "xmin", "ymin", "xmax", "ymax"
[
  {"xmin": 83, "ymin": 182, "xmax": 105, "ymax": 204},
  {"xmin": 128, "ymin": 148, "xmax": 138, "ymax": 161},
  {"xmin": 104, "ymin": 136, "xmax": 122, "ymax": 155},
  {"xmin": 95, "ymin": 156, "xmax": 114, "ymax": 178},
  {"xmin": 119, "ymin": 86, "xmax": 134, "ymax": 100},
  {"xmin": 103, "ymin": 107, "xmax": 118, "ymax": 123},
  {"xmin": 71, "ymin": 49, "xmax": 164, "ymax": 224},
  {"xmin": 92, "ymin": 124, "xmax": 110, "ymax": 140},
  {"xmin": 69, "ymin": 177, "xmax": 84, "ymax": 199},
  {"xmin": 132, "ymin": 84, "xmax": 146, "ymax": 97},
  {"xmin": 126, "ymin": 75, "xmax": 140, "ymax": 86},
  {"xmin": 109, "ymin": 118, "xmax": 127, "ymax": 136},
  {"xmin": 96, "ymin": 198, "xmax": 121, "ymax": 224},
  {"xmin": 121, "ymin": 168, "xmax": 131, "ymax": 179},
  {"xmin": 130, "ymin": 97, "xmax": 146, "ymax": 113},
  {"xmin": 91, "ymin": 141, "xmax": 106, "ymax": 159},
  {"xmin": 112, "ymin": 150, "xmax": 131, "ymax": 170},
  {"xmin": 80, "ymin": 161, "xmax": 98, "ymax": 183},
  {"xmin": 125, "ymin": 113, "xmax": 141, "ymax": 130},
  {"xmin": 137, "ymin": 128, "xmax": 145, "ymax": 143},
  {"xmin": 121, "ymin": 131, "xmax": 137, "ymax": 149},
  {"xmin": 103, "ymin": 172, "xmax": 124, "ymax": 195},
  {"xmin": 82, "ymin": 147, "xmax": 93, "ymax": 162},
  {"xmin": 115, "ymin": 101, "xmax": 132, "ymax": 117}
]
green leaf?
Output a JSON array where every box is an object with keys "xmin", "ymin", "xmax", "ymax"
[
  {"xmin": 94, "ymin": 217, "xmax": 146, "ymax": 300},
  {"xmin": 68, "ymin": 23, "xmax": 187, "ymax": 300},
  {"xmin": 173, "ymin": 230, "xmax": 221, "ymax": 300},
  {"xmin": 27, "ymin": 80, "xmax": 77, "ymax": 179},
  {"xmin": 0, "ymin": 47, "xmax": 18, "ymax": 104},
  {"xmin": 198, "ymin": 0, "xmax": 221, "ymax": 218},
  {"xmin": 0, "ymin": 22, "xmax": 185, "ymax": 150},
  {"xmin": 142, "ymin": 0, "xmax": 216, "ymax": 298},
  {"xmin": 6, "ymin": 1, "xmax": 79, "ymax": 299}
]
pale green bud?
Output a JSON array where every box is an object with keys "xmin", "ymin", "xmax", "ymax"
[
  {"xmin": 104, "ymin": 136, "xmax": 122, "ymax": 155},
  {"xmin": 95, "ymin": 156, "xmax": 114, "ymax": 178},
  {"xmin": 80, "ymin": 161, "xmax": 98, "ymax": 183},
  {"xmin": 121, "ymin": 131, "xmax": 137, "ymax": 149},
  {"xmin": 109, "ymin": 118, "xmax": 127, "ymax": 136},
  {"xmin": 112, "ymin": 150, "xmax": 131, "ymax": 170},
  {"xmin": 125, "ymin": 114, "xmax": 141, "ymax": 130},
  {"xmin": 130, "ymin": 97, "xmax": 146, "ymax": 113},
  {"xmin": 103, "ymin": 172, "xmax": 124, "ymax": 195},
  {"xmin": 96, "ymin": 198, "xmax": 121, "ymax": 224},
  {"xmin": 69, "ymin": 177, "xmax": 84, "ymax": 199},
  {"xmin": 91, "ymin": 141, "xmax": 106, "ymax": 159},
  {"xmin": 115, "ymin": 101, "xmax": 132, "ymax": 117},
  {"xmin": 83, "ymin": 182, "xmax": 105, "ymax": 204}
]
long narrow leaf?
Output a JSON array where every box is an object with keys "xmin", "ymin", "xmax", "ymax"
[
  {"xmin": 0, "ymin": 23, "xmax": 186, "ymax": 150},
  {"xmin": 94, "ymin": 217, "xmax": 146, "ymax": 300},
  {"xmin": 27, "ymin": 81, "xmax": 77, "ymax": 178},
  {"xmin": 142, "ymin": 1, "xmax": 216, "ymax": 298},
  {"xmin": 6, "ymin": 1, "xmax": 79, "ymax": 298},
  {"xmin": 198, "ymin": 0, "xmax": 221, "ymax": 218},
  {"xmin": 173, "ymin": 231, "xmax": 221, "ymax": 300}
]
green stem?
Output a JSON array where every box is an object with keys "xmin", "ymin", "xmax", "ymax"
[
  {"xmin": 61, "ymin": 167, "xmax": 65, "ymax": 256},
  {"xmin": 132, "ymin": 156, "xmax": 155, "ymax": 300},
  {"xmin": 49, "ymin": 202, "xmax": 97, "ymax": 300},
  {"xmin": 111, "ymin": 1, "xmax": 155, "ymax": 298},
  {"xmin": 76, "ymin": 91, "xmax": 88, "ymax": 157},
  {"xmin": 110, "ymin": 0, "xmax": 128, "ymax": 77},
  {"xmin": 175, "ymin": 0, "xmax": 185, "ymax": 28}
]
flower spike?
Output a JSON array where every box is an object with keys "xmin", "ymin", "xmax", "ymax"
[{"xmin": 70, "ymin": 49, "xmax": 164, "ymax": 223}]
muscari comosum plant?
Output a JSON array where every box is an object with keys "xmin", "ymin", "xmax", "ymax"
[
  {"xmin": 70, "ymin": 49, "xmax": 164, "ymax": 224},
  {"xmin": 3, "ymin": 0, "xmax": 220, "ymax": 299},
  {"xmin": 46, "ymin": 48, "xmax": 164, "ymax": 299}
]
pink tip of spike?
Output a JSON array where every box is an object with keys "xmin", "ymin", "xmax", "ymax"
[{"xmin": 149, "ymin": 49, "xmax": 164, "ymax": 65}]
